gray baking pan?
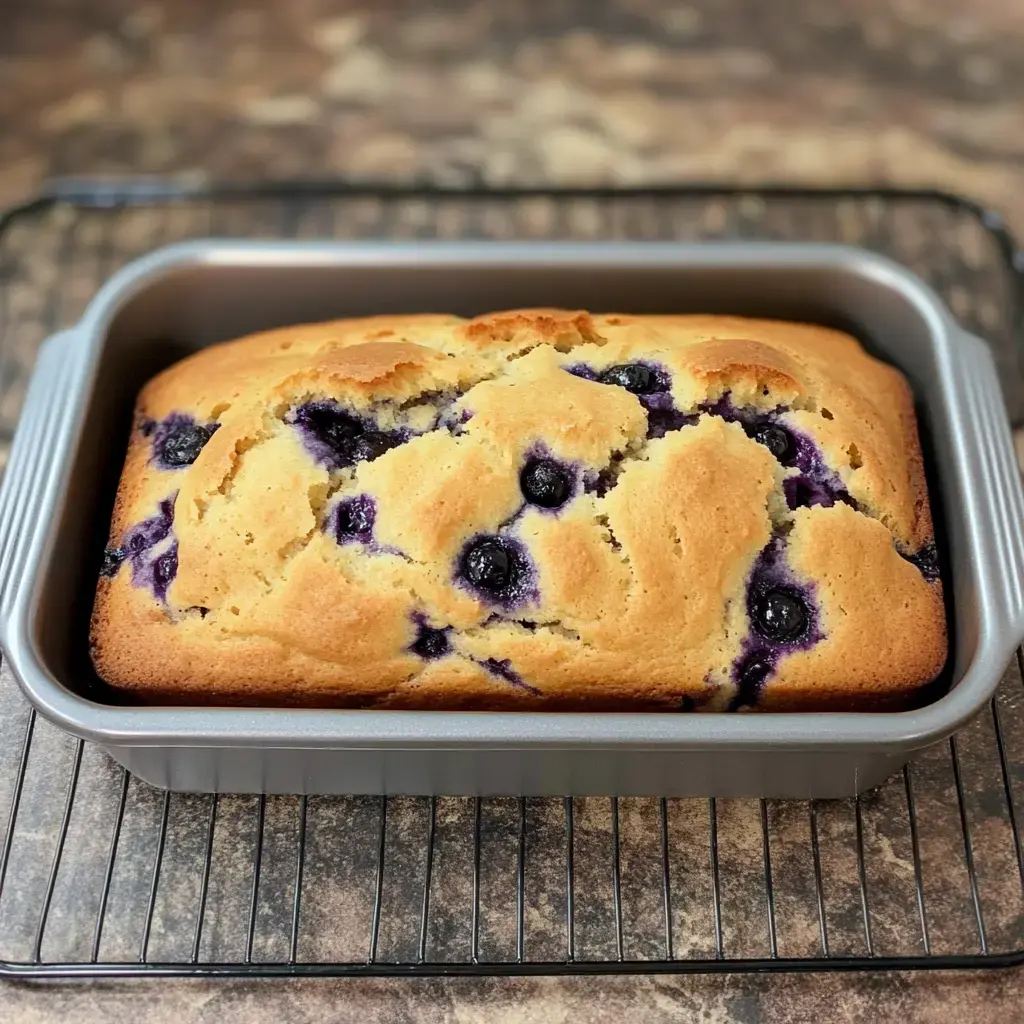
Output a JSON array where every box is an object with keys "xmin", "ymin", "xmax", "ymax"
[{"xmin": 1, "ymin": 241, "xmax": 1022, "ymax": 798}]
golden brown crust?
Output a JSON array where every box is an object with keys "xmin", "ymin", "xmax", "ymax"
[{"xmin": 90, "ymin": 312, "xmax": 946, "ymax": 712}]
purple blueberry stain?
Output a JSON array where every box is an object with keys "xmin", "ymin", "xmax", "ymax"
[
  {"xmin": 330, "ymin": 494, "xmax": 377, "ymax": 546},
  {"xmin": 420, "ymin": 389, "xmax": 472, "ymax": 435},
  {"xmin": 566, "ymin": 361, "xmax": 693, "ymax": 439},
  {"xmin": 439, "ymin": 406, "xmax": 474, "ymax": 437},
  {"xmin": 902, "ymin": 542, "xmax": 940, "ymax": 584},
  {"xmin": 410, "ymin": 616, "xmax": 452, "ymax": 660},
  {"xmin": 456, "ymin": 533, "xmax": 538, "ymax": 611},
  {"xmin": 325, "ymin": 494, "xmax": 406, "ymax": 557},
  {"xmin": 584, "ymin": 455, "xmax": 624, "ymax": 497},
  {"xmin": 565, "ymin": 363, "xmax": 599, "ymax": 382},
  {"xmin": 782, "ymin": 475, "xmax": 854, "ymax": 511},
  {"xmin": 781, "ymin": 431, "xmax": 855, "ymax": 511},
  {"xmin": 103, "ymin": 493, "xmax": 179, "ymax": 602},
  {"xmin": 703, "ymin": 394, "xmax": 853, "ymax": 510},
  {"xmin": 145, "ymin": 542, "xmax": 179, "ymax": 603},
  {"xmin": 640, "ymin": 391, "xmax": 698, "ymax": 439},
  {"xmin": 479, "ymin": 657, "xmax": 541, "ymax": 695},
  {"xmin": 147, "ymin": 413, "xmax": 219, "ymax": 470},
  {"xmin": 728, "ymin": 538, "xmax": 825, "ymax": 710},
  {"xmin": 290, "ymin": 400, "xmax": 405, "ymax": 470},
  {"xmin": 121, "ymin": 497, "xmax": 174, "ymax": 555},
  {"xmin": 728, "ymin": 647, "xmax": 779, "ymax": 712}
]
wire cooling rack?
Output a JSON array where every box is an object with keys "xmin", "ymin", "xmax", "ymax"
[{"xmin": 1, "ymin": 183, "xmax": 1023, "ymax": 980}]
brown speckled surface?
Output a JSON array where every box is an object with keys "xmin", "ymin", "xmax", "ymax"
[
  {"xmin": 2, "ymin": 1, "xmax": 1024, "ymax": 1020},
  {"xmin": 1, "ymin": 0, "xmax": 1024, "ymax": 236},
  {"xmin": 1, "ymin": 973, "xmax": 1023, "ymax": 1023}
]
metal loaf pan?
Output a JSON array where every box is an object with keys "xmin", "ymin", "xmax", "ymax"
[{"xmin": 2, "ymin": 241, "xmax": 1023, "ymax": 798}]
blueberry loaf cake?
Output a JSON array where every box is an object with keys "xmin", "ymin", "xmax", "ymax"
[{"xmin": 90, "ymin": 310, "xmax": 946, "ymax": 711}]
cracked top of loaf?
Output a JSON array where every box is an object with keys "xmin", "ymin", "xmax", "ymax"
[{"xmin": 90, "ymin": 310, "xmax": 946, "ymax": 712}]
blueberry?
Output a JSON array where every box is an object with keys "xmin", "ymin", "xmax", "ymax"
[
  {"xmin": 751, "ymin": 423, "xmax": 794, "ymax": 463},
  {"xmin": 100, "ymin": 547, "xmax": 125, "ymax": 578},
  {"xmin": 334, "ymin": 495, "xmax": 375, "ymax": 543},
  {"xmin": 904, "ymin": 543, "xmax": 940, "ymax": 583},
  {"xmin": 598, "ymin": 363, "xmax": 658, "ymax": 394},
  {"xmin": 462, "ymin": 538, "xmax": 512, "ymax": 592},
  {"xmin": 150, "ymin": 544, "xmax": 178, "ymax": 599},
  {"xmin": 738, "ymin": 652, "xmax": 774, "ymax": 689},
  {"xmin": 753, "ymin": 589, "xmax": 808, "ymax": 642},
  {"xmin": 335, "ymin": 497, "xmax": 376, "ymax": 540},
  {"xmin": 565, "ymin": 364, "xmax": 599, "ymax": 381},
  {"xmin": 412, "ymin": 625, "xmax": 451, "ymax": 660},
  {"xmin": 301, "ymin": 405, "xmax": 363, "ymax": 450},
  {"xmin": 160, "ymin": 424, "xmax": 214, "ymax": 467},
  {"xmin": 729, "ymin": 651, "xmax": 776, "ymax": 711},
  {"xmin": 520, "ymin": 458, "xmax": 571, "ymax": 508},
  {"xmin": 294, "ymin": 402, "xmax": 405, "ymax": 467},
  {"xmin": 124, "ymin": 514, "xmax": 172, "ymax": 555},
  {"xmin": 347, "ymin": 430, "xmax": 400, "ymax": 464}
]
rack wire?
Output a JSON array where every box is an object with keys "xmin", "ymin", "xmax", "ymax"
[{"xmin": 0, "ymin": 183, "xmax": 1023, "ymax": 980}]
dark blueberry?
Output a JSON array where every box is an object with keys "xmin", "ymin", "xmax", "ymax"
[
  {"xmin": 751, "ymin": 423, "xmax": 794, "ymax": 463},
  {"xmin": 565, "ymin": 363, "xmax": 599, "ymax": 381},
  {"xmin": 753, "ymin": 589, "xmax": 808, "ymax": 642},
  {"xmin": 729, "ymin": 651, "xmax": 776, "ymax": 711},
  {"xmin": 784, "ymin": 477, "xmax": 825, "ymax": 510},
  {"xmin": 646, "ymin": 405, "xmax": 697, "ymax": 439},
  {"xmin": 336, "ymin": 497, "xmax": 375, "ymax": 537},
  {"xmin": 150, "ymin": 544, "xmax": 178, "ymax": 599},
  {"xmin": 347, "ymin": 430, "xmax": 400, "ymax": 464},
  {"xmin": 783, "ymin": 475, "xmax": 853, "ymax": 511},
  {"xmin": 678, "ymin": 695, "xmax": 697, "ymax": 712},
  {"xmin": 585, "ymin": 466, "xmax": 619, "ymax": 497},
  {"xmin": 599, "ymin": 363, "xmax": 657, "ymax": 394},
  {"xmin": 300, "ymin": 405, "xmax": 363, "ymax": 450},
  {"xmin": 412, "ymin": 625, "xmax": 451, "ymax": 660},
  {"xmin": 100, "ymin": 547, "xmax": 125, "ymax": 578},
  {"xmin": 333, "ymin": 495, "xmax": 376, "ymax": 544},
  {"xmin": 124, "ymin": 513, "xmax": 172, "ymax": 555},
  {"xmin": 160, "ymin": 424, "xmax": 214, "ymax": 467},
  {"xmin": 738, "ymin": 653, "xmax": 774, "ymax": 690},
  {"xmin": 462, "ymin": 538, "xmax": 512, "ymax": 593},
  {"xmin": 520, "ymin": 458, "xmax": 571, "ymax": 508},
  {"xmin": 904, "ymin": 543, "xmax": 940, "ymax": 583}
]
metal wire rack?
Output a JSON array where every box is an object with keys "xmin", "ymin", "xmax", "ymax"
[{"xmin": 1, "ymin": 183, "xmax": 1023, "ymax": 980}]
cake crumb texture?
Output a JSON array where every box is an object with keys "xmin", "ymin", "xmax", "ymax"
[{"xmin": 90, "ymin": 311, "xmax": 946, "ymax": 711}]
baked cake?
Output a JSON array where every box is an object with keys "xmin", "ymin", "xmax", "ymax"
[{"xmin": 90, "ymin": 311, "xmax": 946, "ymax": 711}]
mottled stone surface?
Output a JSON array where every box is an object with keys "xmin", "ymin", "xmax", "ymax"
[
  {"xmin": 0, "ymin": 0, "xmax": 1023, "ymax": 238},
  {"xmin": 3, "ymin": 1, "xmax": 1024, "ymax": 1019},
  {"xmin": 1, "ymin": 972, "xmax": 1024, "ymax": 1024}
]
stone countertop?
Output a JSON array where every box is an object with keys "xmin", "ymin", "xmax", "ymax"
[
  {"xmin": 2, "ymin": 971, "xmax": 1023, "ymax": 1022},
  {"xmin": 2, "ymin": 2, "xmax": 1024, "ymax": 1021},
  {"xmin": 2, "ymin": 0, "xmax": 1024, "ymax": 238}
]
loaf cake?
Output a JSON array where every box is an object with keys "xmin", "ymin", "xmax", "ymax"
[{"xmin": 90, "ymin": 310, "xmax": 946, "ymax": 712}]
